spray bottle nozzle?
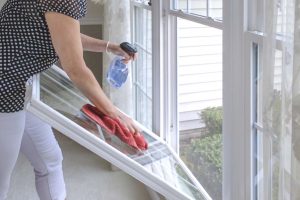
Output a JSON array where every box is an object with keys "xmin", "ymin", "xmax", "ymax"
[{"xmin": 120, "ymin": 42, "xmax": 137, "ymax": 56}]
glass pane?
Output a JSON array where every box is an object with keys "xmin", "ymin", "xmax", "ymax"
[
  {"xmin": 247, "ymin": 0, "xmax": 283, "ymax": 35},
  {"xmin": 255, "ymin": 50, "xmax": 282, "ymax": 200},
  {"xmin": 209, "ymin": 0, "xmax": 222, "ymax": 20},
  {"xmin": 134, "ymin": 0, "xmax": 151, "ymax": 5},
  {"xmin": 39, "ymin": 67, "xmax": 209, "ymax": 200},
  {"xmin": 133, "ymin": 7, "xmax": 153, "ymax": 130},
  {"xmin": 173, "ymin": 0, "xmax": 222, "ymax": 20},
  {"xmin": 177, "ymin": 18, "xmax": 223, "ymax": 200},
  {"xmin": 276, "ymin": 2, "xmax": 283, "ymax": 35},
  {"xmin": 190, "ymin": 0, "xmax": 207, "ymax": 16}
]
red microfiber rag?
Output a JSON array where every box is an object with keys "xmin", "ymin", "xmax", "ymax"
[{"xmin": 81, "ymin": 104, "xmax": 148, "ymax": 150}]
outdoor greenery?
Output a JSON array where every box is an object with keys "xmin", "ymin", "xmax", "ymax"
[
  {"xmin": 179, "ymin": 90, "xmax": 283, "ymax": 200},
  {"xmin": 200, "ymin": 107, "xmax": 223, "ymax": 136},
  {"xmin": 181, "ymin": 106, "xmax": 223, "ymax": 200}
]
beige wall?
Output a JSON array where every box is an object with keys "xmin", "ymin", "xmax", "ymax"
[{"xmin": 81, "ymin": 24, "xmax": 103, "ymax": 85}]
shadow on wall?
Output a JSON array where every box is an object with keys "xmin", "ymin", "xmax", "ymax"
[
  {"xmin": 55, "ymin": 24, "xmax": 103, "ymax": 86},
  {"xmin": 81, "ymin": 24, "xmax": 103, "ymax": 86}
]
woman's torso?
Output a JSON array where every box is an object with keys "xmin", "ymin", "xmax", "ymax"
[{"xmin": 0, "ymin": 0, "xmax": 87, "ymax": 113}]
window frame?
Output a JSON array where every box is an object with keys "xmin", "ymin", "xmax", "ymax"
[
  {"xmin": 130, "ymin": 1, "xmax": 165, "ymax": 137},
  {"xmin": 164, "ymin": 0, "xmax": 255, "ymax": 199},
  {"xmin": 167, "ymin": 0, "xmax": 243, "ymax": 199},
  {"xmin": 167, "ymin": 0, "xmax": 224, "ymax": 152},
  {"xmin": 130, "ymin": 2, "xmax": 153, "ymax": 130},
  {"xmin": 222, "ymin": 0, "xmax": 252, "ymax": 198},
  {"xmin": 247, "ymin": 34, "xmax": 284, "ymax": 200},
  {"xmin": 168, "ymin": 0, "xmax": 227, "ymax": 198},
  {"xmin": 28, "ymin": 65, "xmax": 213, "ymax": 200},
  {"xmin": 246, "ymin": 0, "xmax": 285, "ymax": 199},
  {"xmin": 131, "ymin": 0, "xmax": 286, "ymax": 199}
]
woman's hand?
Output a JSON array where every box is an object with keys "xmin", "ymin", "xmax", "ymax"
[
  {"xmin": 108, "ymin": 108, "xmax": 141, "ymax": 135},
  {"xmin": 108, "ymin": 43, "xmax": 138, "ymax": 64},
  {"xmin": 45, "ymin": 14, "xmax": 140, "ymax": 136}
]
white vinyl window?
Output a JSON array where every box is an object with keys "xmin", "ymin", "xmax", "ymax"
[
  {"xmin": 173, "ymin": 0, "xmax": 222, "ymax": 20},
  {"xmin": 131, "ymin": 2, "xmax": 153, "ymax": 130},
  {"xmin": 28, "ymin": 65, "xmax": 211, "ymax": 200},
  {"xmin": 132, "ymin": 0, "xmax": 286, "ymax": 199},
  {"xmin": 4, "ymin": 0, "xmax": 292, "ymax": 198},
  {"xmin": 131, "ymin": 0, "xmax": 224, "ymax": 199},
  {"xmin": 176, "ymin": 18, "xmax": 223, "ymax": 200},
  {"xmin": 247, "ymin": 0, "xmax": 286, "ymax": 199},
  {"xmin": 131, "ymin": 0, "xmax": 224, "ymax": 198}
]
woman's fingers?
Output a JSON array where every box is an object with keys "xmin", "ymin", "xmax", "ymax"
[
  {"xmin": 120, "ymin": 48, "xmax": 137, "ymax": 62},
  {"xmin": 132, "ymin": 124, "xmax": 141, "ymax": 135},
  {"xmin": 126, "ymin": 118, "xmax": 141, "ymax": 135},
  {"xmin": 110, "ymin": 43, "xmax": 138, "ymax": 62},
  {"xmin": 117, "ymin": 113, "xmax": 141, "ymax": 135}
]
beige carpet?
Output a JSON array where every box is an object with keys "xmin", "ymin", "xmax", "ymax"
[{"xmin": 7, "ymin": 131, "xmax": 151, "ymax": 200}]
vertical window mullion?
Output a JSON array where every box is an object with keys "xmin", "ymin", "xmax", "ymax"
[
  {"xmin": 131, "ymin": 2, "xmax": 153, "ymax": 130},
  {"xmin": 252, "ymin": 42, "xmax": 259, "ymax": 200},
  {"xmin": 187, "ymin": 0, "xmax": 191, "ymax": 13},
  {"xmin": 167, "ymin": 14, "xmax": 179, "ymax": 152},
  {"xmin": 151, "ymin": 0, "xmax": 164, "ymax": 136},
  {"xmin": 207, "ymin": 0, "xmax": 210, "ymax": 17},
  {"xmin": 248, "ymin": 0, "xmax": 264, "ymax": 32}
]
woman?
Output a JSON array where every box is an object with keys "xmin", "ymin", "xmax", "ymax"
[{"xmin": 0, "ymin": 0, "xmax": 140, "ymax": 199}]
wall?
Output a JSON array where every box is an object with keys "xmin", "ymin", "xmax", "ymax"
[{"xmin": 81, "ymin": 24, "xmax": 103, "ymax": 85}]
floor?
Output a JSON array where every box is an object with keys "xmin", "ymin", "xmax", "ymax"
[{"xmin": 7, "ymin": 130, "xmax": 152, "ymax": 200}]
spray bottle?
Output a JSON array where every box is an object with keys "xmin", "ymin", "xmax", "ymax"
[{"xmin": 106, "ymin": 42, "xmax": 137, "ymax": 88}]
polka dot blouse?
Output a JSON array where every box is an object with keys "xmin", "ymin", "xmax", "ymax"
[{"xmin": 0, "ymin": 0, "xmax": 87, "ymax": 113}]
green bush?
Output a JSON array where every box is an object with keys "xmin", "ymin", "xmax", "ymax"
[
  {"xmin": 181, "ymin": 91, "xmax": 282, "ymax": 200},
  {"xmin": 200, "ymin": 107, "xmax": 223, "ymax": 135},
  {"xmin": 181, "ymin": 107, "xmax": 223, "ymax": 200}
]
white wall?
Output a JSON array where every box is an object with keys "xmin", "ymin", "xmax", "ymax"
[{"xmin": 81, "ymin": 0, "xmax": 104, "ymax": 25}]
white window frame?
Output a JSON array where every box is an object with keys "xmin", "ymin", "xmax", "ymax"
[
  {"xmin": 246, "ymin": 0, "xmax": 284, "ymax": 199},
  {"xmin": 130, "ymin": 1, "xmax": 166, "ymax": 138},
  {"xmin": 222, "ymin": 0, "xmax": 252, "ymax": 198},
  {"xmin": 130, "ymin": 2, "xmax": 153, "ymax": 130},
  {"xmin": 167, "ymin": 0, "xmax": 251, "ymax": 199},
  {"xmin": 28, "ymin": 65, "xmax": 212, "ymax": 200},
  {"xmin": 166, "ymin": 1, "xmax": 224, "ymax": 155},
  {"xmin": 132, "ymin": 0, "xmax": 286, "ymax": 199},
  {"xmin": 162, "ymin": 0, "xmax": 252, "ymax": 199}
]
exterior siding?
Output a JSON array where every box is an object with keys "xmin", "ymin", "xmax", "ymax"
[{"xmin": 178, "ymin": 19, "xmax": 223, "ymax": 132}]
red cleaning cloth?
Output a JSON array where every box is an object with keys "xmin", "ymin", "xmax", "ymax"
[{"xmin": 81, "ymin": 104, "xmax": 148, "ymax": 150}]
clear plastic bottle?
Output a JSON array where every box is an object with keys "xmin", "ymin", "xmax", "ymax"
[
  {"xmin": 106, "ymin": 56, "xmax": 128, "ymax": 88},
  {"xmin": 106, "ymin": 42, "xmax": 137, "ymax": 88}
]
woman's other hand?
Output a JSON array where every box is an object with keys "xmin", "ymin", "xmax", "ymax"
[{"xmin": 108, "ymin": 43, "xmax": 138, "ymax": 64}]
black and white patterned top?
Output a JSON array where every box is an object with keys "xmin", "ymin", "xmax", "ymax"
[{"xmin": 0, "ymin": 0, "xmax": 87, "ymax": 113}]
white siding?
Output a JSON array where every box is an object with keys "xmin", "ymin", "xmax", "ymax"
[
  {"xmin": 177, "ymin": 25, "xmax": 282, "ymax": 132},
  {"xmin": 178, "ymin": 20, "xmax": 223, "ymax": 132}
]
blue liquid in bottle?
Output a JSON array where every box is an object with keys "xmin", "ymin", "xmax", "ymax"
[{"xmin": 106, "ymin": 56, "xmax": 129, "ymax": 88}]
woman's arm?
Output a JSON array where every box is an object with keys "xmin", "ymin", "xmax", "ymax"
[
  {"xmin": 80, "ymin": 33, "xmax": 137, "ymax": 62},
  {"xmin": 45, "ymin": 12, "xmax": 140, "ymax": 134},
  {"xmin": 80, "ymin": 33, "xmax": 107, "ymax": 52}
]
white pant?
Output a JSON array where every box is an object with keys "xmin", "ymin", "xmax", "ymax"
[{"xmin": 0, "ymin": 111, "xmax": 66, "ymax": 200}]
